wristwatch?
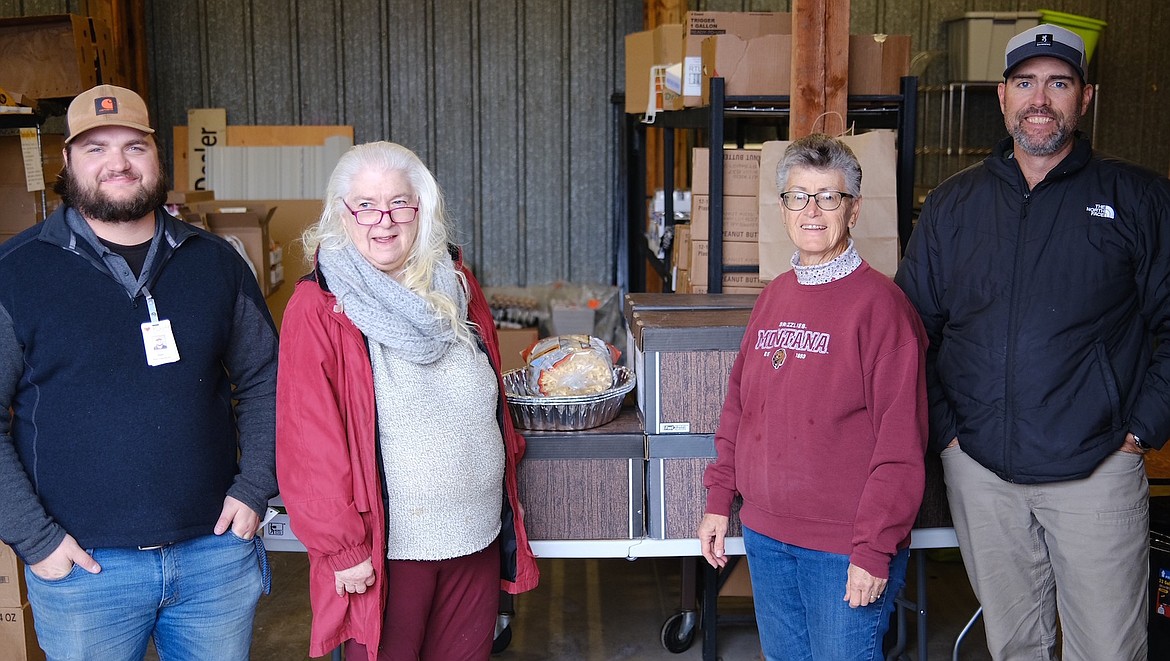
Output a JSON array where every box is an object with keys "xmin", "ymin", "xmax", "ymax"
[{"xmin": 1132, "ymin": 433, "xmax": 1151, "ymax": 452}]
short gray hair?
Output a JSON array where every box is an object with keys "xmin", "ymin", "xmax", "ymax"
[{"xmin": 774, "ymin": 133, "xmax": 862, "ymax": 197}]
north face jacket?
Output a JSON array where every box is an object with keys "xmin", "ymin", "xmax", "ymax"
[{"xmin": 895, "ymin": 134, "xmax": 1170, "ymax": 483}]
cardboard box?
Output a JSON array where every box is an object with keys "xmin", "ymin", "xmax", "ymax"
[
  {"xmin": 0, "ymin": 14, "xmax": 117, "ymax": 99},
  {"xmin": 691, "ymin": 148, "xmax": 760, "ymax": 197},
  {"xmin": 165, "ymin": 190, "xmax": 216, "ymax": 206},
  {"xmin": 691, "ymin": 194, "xmax": 759, "ymax": 242},
  {"xmin": 947, "ymin": 12, "xmax": 1041, "ymax": 82},
  {"xmin": 848, "ymin": 34, "xmax": 911, "ymax": 95},
  {"xmin": 0, "ymin": 133, "xmax": 64, "ymax": 190},
  {"xmin": 496, "ymin": 327, "xmax": 538, "ymax": 373},
  {"xmin": 681, "ymin": 12, "xmax": 791, "ymax": 107},
  {"xmin": 0, "ymin": 186, "xmax": 41, "ymax": 232},
  {"xmin": 689, "ymin": 282, "xmax": 765, "ymax": 295},
  {"xmin": 689, "ymin": 239, "xmax": 759, "ymax": 287},
  {"xmin": 0, "ymin": 602, "xmax": 43, "ymax": 661},
  {"xmin": 0, "ymin": 543, "xmax": 26, "ymax": 607},
  {"xmin": 194, "ymin": 202, "xmax": 281, "ymax": 297},
  {"xmin": 701, "ymin": 33, "xmax": 791, "ymax": 104},
  {"xmin": 719, "ymin": 556, "xmax": 753, "ymax": 597},
  {"xmin": 0, "ymin": 130, "xmax": 64, "ymax": 189},
  {"xmin": 672, "ymin": 222, "xmax": 692, "ymax": 273},
  {"xmin": 186, "ymin": 108, "xmax": 227, "ymax": 191},
  {"xmin": 624, "ymin": 24, "xmax": 684, "ymax": 115},
  {"xmin": 40, "ymin": 136, "xmax": 64, "ymax": 190}
]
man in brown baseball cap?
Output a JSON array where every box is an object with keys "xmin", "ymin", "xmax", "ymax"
[
  {"xmin": 0, "ymin": 84, "xmax": 278, "ymax": 659},
  {"xmin": 897, "ymin": 21, "xmax": 1170, "ymax": 661},
  {"xmin": 53, "ymin": 84, "xmax": 166, "ymax": 233},
  {"xmin": 64, "ymin": 84, "xmax": 156, "ymax": 144}
]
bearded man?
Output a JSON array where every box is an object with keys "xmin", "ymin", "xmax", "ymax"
[
  {"xmin": 895, "ymin": 24, "xmax": 1170, "ymax": 661},
  {"xmin": 0, "ymin": 85, "xmax": 278, "ymax": 660}
]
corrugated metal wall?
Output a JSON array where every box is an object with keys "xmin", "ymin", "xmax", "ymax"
[
  {"xmin": 3, "ymin": 0, "xmax": 1168, "ymax": 286},
  {"xmin": 135, "ymin": 0, "xmax": 642, "ymax": 287}
]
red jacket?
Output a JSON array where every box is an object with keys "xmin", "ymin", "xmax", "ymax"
[{"xmin": 275, "ymin": 254, "xmax": 539, "ymax": 659}]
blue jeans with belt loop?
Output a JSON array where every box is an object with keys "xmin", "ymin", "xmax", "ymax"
[
  {"xmin": 25, "ymin": 531, "xmax": 264, "ymax": 661},
  {"xmin": 743, "ymin": 524, "xmax": 908, "ymax": 661}
]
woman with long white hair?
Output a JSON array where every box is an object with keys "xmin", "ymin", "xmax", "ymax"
[{"xmin": 276, "ymin": 141, "xmax": 539, "ymax": 660}]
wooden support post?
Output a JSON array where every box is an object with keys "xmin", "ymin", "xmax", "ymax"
[
  {"xmin": 84, "ymin": 0, "xmax": 150, "ymax": 100},
  {"xmin": 789, "ymin": 0, "xmax": 850, "ymax": 139}
]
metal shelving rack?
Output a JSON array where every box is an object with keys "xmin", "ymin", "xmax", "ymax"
[
  {"xmin": 915, "ymin": 81, "xmax": 1100, "ymax": 194},
  {"xmin": 624, "ymin": 76, "xmax": 919, "ymax": 293}
]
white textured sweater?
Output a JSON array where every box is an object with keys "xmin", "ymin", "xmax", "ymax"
[{"xmin": 369, "ymin": 339, "xmax": 505, "ymax": 560}]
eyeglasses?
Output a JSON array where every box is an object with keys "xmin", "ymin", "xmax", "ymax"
[
  {"xmin": 343, "ymin": 200, "xmax": 419, "ymax": 226},
  {"xmin": 779, "ymin": 190, "xmax": 855, "ymax": 212}
]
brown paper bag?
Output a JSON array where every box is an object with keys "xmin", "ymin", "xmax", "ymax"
[{"xmin": 757, "ymin": 130, "xmax": 900, "ymax": 280}]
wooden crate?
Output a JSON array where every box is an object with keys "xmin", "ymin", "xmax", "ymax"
[{"xmin": 517, "ymin": 409, "xmax": 644, "ymax": 540}]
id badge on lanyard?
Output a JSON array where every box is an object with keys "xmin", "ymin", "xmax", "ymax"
[{"xmin": 140, "ymin": 288, "xmax": 180, "ymax": 366}]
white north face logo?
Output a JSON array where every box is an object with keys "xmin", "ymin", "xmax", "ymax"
[{"xmin": 1087, "ymin": 204, "xmax": 1115, "ymax": 219}]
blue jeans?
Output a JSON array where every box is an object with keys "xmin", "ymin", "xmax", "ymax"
[
  {"xmin": 743, "ymin": 525, "xmax": 908, "ymax": 661},
  {"xmin": 25, "ymin": 532, "xmax": 263, "ymax": 661}
]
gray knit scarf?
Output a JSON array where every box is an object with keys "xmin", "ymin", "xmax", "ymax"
[{"xmin": 317, "ymin": 244, "xmax": 468, "ymax": 365}]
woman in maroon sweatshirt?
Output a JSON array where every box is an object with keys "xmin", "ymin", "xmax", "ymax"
[{"xmin": 698, "ymin": 133, "xmax": 928, "ymax": 661}]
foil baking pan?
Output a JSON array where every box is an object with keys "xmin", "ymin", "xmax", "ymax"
[{"xmin": 503, "ymin": 366, "xmax": 635, "ymax": 431}]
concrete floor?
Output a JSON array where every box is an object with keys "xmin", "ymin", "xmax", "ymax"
[
  {"xmin": 238, "ymin": 550, "xmax": 990, "ymax": 661},
  {"xmin": 139, "ymin": 480, "xmax": 1170, "ymax": 659}
]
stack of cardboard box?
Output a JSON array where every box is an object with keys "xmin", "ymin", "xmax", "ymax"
[
  {"xmin": 624, "ymin": 10, "xmax": 911, "ymax": 116},
  {"xmin": 0, "ymin": 542, "xmax": 42, "ymax": 661},
  {"xmin": 681, "ymin": 147, "xmax": 766, "ymax": 295}
]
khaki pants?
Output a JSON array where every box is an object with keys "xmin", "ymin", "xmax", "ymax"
[{"xmin": 941, "ymin": 446, "xmax": 1149, "ymax": 661}]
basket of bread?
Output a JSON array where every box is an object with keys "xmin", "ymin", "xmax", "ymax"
[{"xmin": 502, "ymin": 334, "xmax": 633, "ymax": 431}]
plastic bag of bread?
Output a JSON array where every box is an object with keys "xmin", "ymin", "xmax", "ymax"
[{"xmin": 522, "ymin": 334, "xmax": 621, "ymax": 396}]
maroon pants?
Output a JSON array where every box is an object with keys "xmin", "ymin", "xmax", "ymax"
[{"xmin": 345, "ymin": 540, "xmax": 500, "ymax": 661}]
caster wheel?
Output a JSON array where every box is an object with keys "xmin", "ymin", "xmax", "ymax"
[
  {"xmin": 491, "ymin": 624, "xmax": 512, "ymax": 654},
  {"xmin": 660, "ymin": 611, "xmax": 697, "ymax": 653}
]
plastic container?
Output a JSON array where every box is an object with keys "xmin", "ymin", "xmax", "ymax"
[
  {"xmin": 947, "ymin": 12, "xmax": 1041, "ymax": 82},
  {"xmin": 1038, "ymin": 10, "xmax": 1106, "ymax": 64}
]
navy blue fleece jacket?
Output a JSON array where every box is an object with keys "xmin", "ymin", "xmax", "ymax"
[{"xmin": 0, "ymin": 206, "xmax": 278, "ymax": 563}]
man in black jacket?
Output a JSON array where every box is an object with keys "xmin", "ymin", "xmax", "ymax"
[
  {"xmin": 0, "ymin": 85, "xmax": 278, "ymax": 659},
  {"xmin": 896, "ymin": 24, "xmax": 1170, "ymax": 660}
]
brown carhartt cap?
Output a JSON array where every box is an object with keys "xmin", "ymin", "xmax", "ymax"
[{"xmin": 65, "ymin": 84, "xmax": 155, "ymax": 144}]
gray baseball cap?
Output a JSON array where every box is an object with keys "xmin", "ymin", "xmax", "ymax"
[{"xmin": 1003, "ymin": 24, "xmax": 1087, "ymax": 82}]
